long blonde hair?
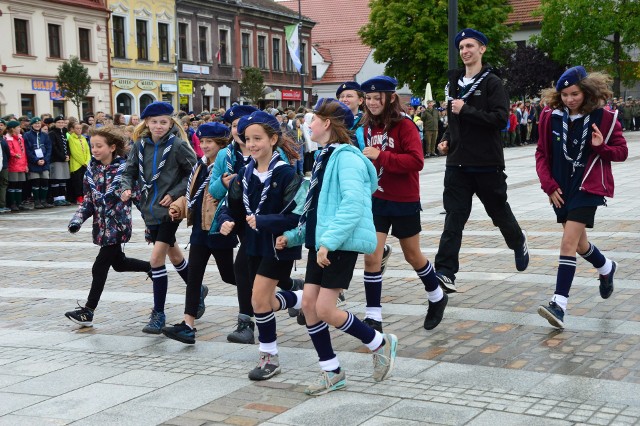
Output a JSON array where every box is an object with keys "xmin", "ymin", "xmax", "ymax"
[{"xmin": 132, "ymin": 116, "xmax": 189, "ymax": 142}]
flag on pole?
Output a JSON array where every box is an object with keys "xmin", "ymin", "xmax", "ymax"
[
  {"xmin": 216, "ymin": 48, "xmax": 221, "ymax": 64},
  {"xmin": 285, "ymin": 24, "xmax": 302, "ymax": 73}
]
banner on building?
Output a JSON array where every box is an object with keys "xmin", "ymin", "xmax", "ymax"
[
  {"xmin": 179, "ymin": 80, "xmax": 193, "ymax": 95},
  {"xmin": 32, "ymin": 80, "xmax": 59, "ymax": 92},
  {"xmin": 282, "ymin": 89, "xmax": 301, "ymax": 101},
  {"xmin": 285, "ymin": 24, "xmax": 302, "ymax": 73}
]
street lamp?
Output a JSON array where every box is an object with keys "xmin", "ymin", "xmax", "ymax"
[{"xmin": 200, "ymin": 86, "xmax": 206, "ymax": 112}]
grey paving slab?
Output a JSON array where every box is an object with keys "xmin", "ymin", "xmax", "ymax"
[
  {"xmin": 3, "ymin": 360, "xmax": 68, "ymax": 377},
  {"xmin": 101, "ymin": 370, "xmax": 190, "ymax": 388},
  {"xmin": 57, "ymin": 334, "xmax": 161, "ymax": 352},
  {"xmin": 70, "ymin": 401, "xmax": 186, "ymax": 426},
  {"xmin": 466, "ymin": 410, "xmax": 572, "ymax": 425},
  {"xmin": 0, "ymin": 392, "xmax": 49, "ymax": 416},
  {"xmin": 0, "ymin": 331, "xmax": 85, "ymax": 349},
  {"xmin": 0, "ymin": 375, "xmax": 29, "ymax": 389},
  {"xmin": 539, "ymin": 375, "xmax": 640, "ymax": 407},
  {"xmin": 0, "ymin": 414, "xmax": 69, "ymax": 425},
  {"xmin": 359, "ymin": 417, "xmax": 424, "ymax": 426},
  {"xmin": 379, "ymin": 399, "xmax": 482, "ymax": 425}
]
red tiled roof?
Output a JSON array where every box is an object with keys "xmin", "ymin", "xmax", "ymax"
[
  {"xmin": 507, "ymin": 0, "xmax": 542, "ymax": 25},
  {"xmin": 313, "ymin": 46, "xmax": 333, "ymax": 62}
]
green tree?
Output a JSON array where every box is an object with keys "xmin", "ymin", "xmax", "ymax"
[
  {"xmin": 56, "ymin": 56, "xmax": 91, "ymax": 119},
  {"xmin": 359, "ymin": 0, "xmax": 513, "ymax": 99},
  {"xmin": 534, "ymin": 0, "xmax": 640, "ymax": 96},
  {"xmin": 240, "ymin": 67, "xmax": 265, "ymax": 106}
]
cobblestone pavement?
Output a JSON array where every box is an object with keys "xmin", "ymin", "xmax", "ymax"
[{"xmin": 1, "ymin": 132, "xmax": 639, "ymax": 425}]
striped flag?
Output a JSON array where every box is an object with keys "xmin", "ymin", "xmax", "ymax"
[{"xmin": 285, "ymin": 24, "xmax": 302, "ymax": 73}]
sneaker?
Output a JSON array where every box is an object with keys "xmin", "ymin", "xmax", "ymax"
[
  {"xmin": 423, "ymin": 293, "xmax": 448, "ymax": 330},
  {"xmin": 64, "ymin": 304, "xmax": 94, "ymax": 327},
  {"xmin": 227, "ymin": 314, "xmax": 255, "ymax": 344},
  {"xmin": 142, "ymin": 309, "xmax": 166, "ymax": 334},
  {"xmin": 537, "ymin": 301, "xmax": 565, "ymax": 329},
  {"xmin": 599, "ymin": 261, "xmax": 617, "ymax": 299},
  {"xmin": 162, "ymin": 321, "xmax": 196, "ymax": 344},
  {"xmin": 287, "ymin": 279, "xmax": 304, "ymax": 318},
  {"xmin": 514, "ymin": 230, "xmax": 530, "ymax": 272},
  {"xmin": 337, "ymin": 291, "xmax": 346, "ymax": 307},
  {"xmin": 195, "ymin": 284, "xmax": 208, "ymax": 319},
  {"xmin": 380, "ymin": 244, "xmax": 392, "ymax": 275},
  {"xmin": 372, "ymin": 333, "xmax": 398, "ymax": 382},
  {"xmin": 436, "ymin": 272, "xmax": 457, "ymax": 293},
  {"xmin": 296, "ymin": 310, "xmax": 306, "ymax": 326},
  {"xmin": 248, "ymin": 352, "xmax": 281, "ymax": 381},
  {"xmin": 0, "ymin": 207, "xmax": 10, "ymax": 214},
  {"xmin": 34, "ymin": 201, "xmax": 45, "ymax": 209},
  {"xmin": 305, "ymin": 369, "xmax": 347, "ymax": 396},
  {"xmin": 363, "ymin": 317, "xmax": 383, "ymax": 333},
  {"xmin": 53, "ymin": 200, "xmax": 67, "ymax": 207}
]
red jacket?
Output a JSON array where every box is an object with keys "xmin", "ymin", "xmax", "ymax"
[
  {"xmin": 508, "ymin": 113, "xmax": 518, "ymax": 134},
  {"xmin": 535, "ymin": 107, "xmax": 627, "ymax": 198},
  {"xmin": 6, "ymin": 134, "xmax": 28, "ymax": 173}
]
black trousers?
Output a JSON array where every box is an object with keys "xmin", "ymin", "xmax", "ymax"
[
  {"xmin": 184, "ymin": 244, "xmax": 235, "ymax": 317},
  {"xmin": 435, "ymin": 168, "xmax": 524, "ymax": 280},
  {"xmin": 71, "ymin": 166, "xmax": 86, "ymax": 199},
  {"xmin": 87, "ymin": 244, "xmax": 150, "ymax": 310}
]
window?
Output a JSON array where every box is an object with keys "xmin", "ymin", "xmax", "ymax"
[
  {"xmin": 15, "ymin": 19, "xmax": 30, "ymax": 55},
  {"xmin": 48, "ymin": 24, "xmax": 61, "ymax": 58},
  {"xmin": 241, "ymin": 32, "xmax": 250, "ymax": 67},
  {"xmin": 82, "ymin": 97, "xmax": 94, "ymax": 118},
  {"xmin": 136, "ymin": 20, "xmax": 148, "ymax": 60},
  {"xmin": 52, "ymin": 100, "xmax": 65, "ymax": 118},
  {"xmin": 158, "ymin": 23, "xmax": 169, "ymax": 62},
  {"xmin": 300, "ymin": 42, "xmax": 306, "ymax": 74},
  {"xmin": 312, "ymin": 65, "xmax": 317, "ymax": 80},
  {"xmin": 178, "ymin": 23, "xmax": 188, "ymax": 60},
  {"xmin": 286, "ymin": 47, "xmax": 293, "ymax": 72},
  {"xmin": 199, "ymin": 26, "xmax": 208, "ymax": 62},
  {"xmin": 79, "ymin": 28, "xmax": 91, "ymax": 61},
  {"xmin": 21, "ymin": 94, "xmax": 35, "ymax": 118},
  {"xmin": 140, "ymin": 94, "xmax": 155, "ymax": 111},
  {"xmin": 272, "ymin": 38, "xmax": 281, "ymax": 71},
  {"xmin": 113, "ymin": 16, "xmax": 126, "ymax": 58},
  {"xmin": 116, "ymin": 93, "xmax": 133, "ymax": 115},
  {"xmin": 219, "ymin": 29, "xmax": 228, "ymax": 65},
  {"xmin": 258, "ymin": 35, "xmax": 266, "ymax": 69}
]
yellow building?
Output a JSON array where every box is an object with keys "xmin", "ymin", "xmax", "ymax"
[{"xmin": 107, "ymin": 0, "xmax": 178, "ymax": 115}]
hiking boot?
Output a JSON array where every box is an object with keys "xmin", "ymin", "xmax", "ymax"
[
  {"xmin": 248, "ymin": 351, "xmax": 281, "ymax": 381},
  {"xmin": 65, "ymin": 304, "xmax": 94, "ymax": 327},
  {"xmin": 514, "ymin": 230, "xmax": 530, "ymax": 272},
  {"xmin": 436, "ymin": 272, "xmax": 457, "ymax": 294},
  {"xmin": 372, "ymin": 333, "xmax": 398, "ymax": 382},
  {"xmin": 305, "ymin": 369, "xmax": 346, "ymax": 396},
  {"xmin": 380, "ymin": 244, "xmax": 392, "ymax": 275},
  {"xmin": 599, "ymin": 261, "xmax": 617, "ymax": 299},
  {"xmin": 195, "ymin": 284, "xmax": 208, "ymax": 320},
  {"xmin": 162, "ymin": 321, "xmax": 196, "ymax": 344},
  {"xmin": 363, "ymin": 318, "xmax": 383, "ymax": 333},
  {"xmin": 423, "ymin": 293, "xmax": 448, "ymax": 330},
  {"xmin": 537, "ymin": 301, "xmax": 565, "ymax": 329},
  {"xmin": 142, "ymin": 310, "xmax": 166, "ymax": 334},
  {"xmin": 287, "ymin": 279, "xmax": 303, "ymax": 318},
  {"xmin": 227, "ymin": 314, "xmax": 255, "ymax": 344}
]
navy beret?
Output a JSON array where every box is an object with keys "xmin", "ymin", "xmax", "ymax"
[
  {"xmin": 237, "ymin": 110, "xmax": 281, "ymax": 142},
  {"xmin": 43, "ymin": 118, "xmax": 54, "ymax": 125},
  {"xmin": 361, "ymin": 76, "xmax": 398, "ymax": 93},
  {"xmin": 556, "ymin": 66, "xmax": 587, "ymax": 91},
  {"xmin": 196, "ymin": 122, "xmax": 231, "ymax": 139},
  {"xmin": 222, "ymin": 105, "xmax": 258, "ymax": 123},
  {"xmin": 314, "ymin": 98, "xmax": 355, "ymax": 129},
  {"xmin": 54, "ymin": 115, "xmax": 65, "ymax": 122},
  {"xmin": 336, "ymin": 81, "xmax": 362, "ymax": 98},
  {"xmin": 455, "ymin": 28, "xmax": 489, "ymax": 48},
  {"xmin": 140, "ymin": 101, "xmax": 174, "ymax": 119}
]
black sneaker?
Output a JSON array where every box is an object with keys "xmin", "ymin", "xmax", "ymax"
[
  {"xmin": 65, "ymin": 304, "xmax": 94, "ymax": 327},
  {"xmin": 599, "ymin": 261, "xmax": 617, "ymax": 299},
  {"xmin": 288, "ymin": 279, "xmax": 304, "ymax": 317},
  {"xmin": 248, "ymin": 352, "xmax": 281, "ymax": 381},
  {"xmin": 423, "ymin": 293, "xmax": 448, "ymax": 330},
  {"xmin": 162, "ymin": 321, "xmax": 196, "ymax": 344},
  {"xmin": 196, "ymin": 284, "xmax": 208, "ymax": 320},
  {"xmin": 363, "ymin": 318, "xmax": 383, "ymax": 333},
  {"xmin": 227, "ymin": 314, "xmax": 255, "ymax": 344},
  {"xmin": 514, "ymin": 230, "xmax": 530, "ymax": 272},
  {"xmin": 380, "ymin": 244, "xmax": 392, "ymax": 275},
  {"xmin": 537, "ymin": 301, "xmax": 565, "ymax": 329},
  {"xmin": 297, "ymin": 310, "xmax": 306, "ymax": 326},
  {"xmin": 436, "ymin": 272, "xmax": 457, "ymax": 293}
]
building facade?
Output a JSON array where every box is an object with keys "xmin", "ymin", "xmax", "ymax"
[{"xmin": 0, "ymin": 0, "xmax": 111, "ymax": 118}]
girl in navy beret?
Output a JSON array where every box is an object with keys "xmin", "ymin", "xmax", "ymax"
[
  {"xmin": 536, "ymin": 67, "xmax": 628, "ymax": 329},
  {"xmin": 337, "ymin": 81, "xmax": 366, "ymax": 150}
]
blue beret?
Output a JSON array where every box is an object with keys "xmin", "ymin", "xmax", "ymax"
[
  {"xmin": 556, "ymin": 66, "xmax": 588, "ymax": 91},
  {"xmin": 237, "ymin": 110, "xmax": 281, "ymax": 142},
  {"xmin": 455, "ymin": 28, "xmax": 489, "ymax": 48},
  {"xmin": 360, "ymin": 76, "xmax": 398, "ymax": 93},
  {"xmin": 336, "ymin": 81, "xmax": 362, "ymax": 98},
  {"xmin": 140, "ymin": 101, "xmax": 174, "ymax": 119},
  {"xmin": 196, "ymin": 122, "xmax": 231, "ymax": 139},
  {"xmin": 314, "ymin": 98, "xmax": 355, "ymax": 129},
  {"xmin": 223, "ymin": 105, "xmax": 258, "ymax": 123}
]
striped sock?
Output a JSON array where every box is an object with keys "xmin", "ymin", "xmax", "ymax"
[
  {"xmin": 173, "ymin": 259, "xmax": 189, "ymax": 284},
  {"xmin": 151, "ymin": 266, "xmax": 168, "ymax": 313},
  {"xmin": 416, "ymin": 262, "xmax": 443, "ymax": 302},
  {"xmin": 275, "ymin": 290, "xmax": 302, "ymax": 311},
  {"xmin": 307, "ymin": 321, "xmax": 337, "ymax": 370},
  {"xmin": 580, "ymin": 242, "xmax": 611, "ymax": 275},
  {"xmin": 255, "ymin": 311, "xmax": 277, "ymax": 353},
  {"xmin": 554, "ymin": 255, "xmax": 576, "ymax": 298},
  {"xmin": 338, "ymin": 311, "xmax": 381, "ymax": 349},
  {"xmin": 364, "ymin": 270, "xmax": 382, "ymax": 321}
]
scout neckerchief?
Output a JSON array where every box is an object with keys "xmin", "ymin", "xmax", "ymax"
[
  {"xmin": 242, "ymin": 150, "xmax": 280, "ymax": 216},
  {"xmin": 225, "ymin": 142, "xmax": 235, "ymax": 174},
  {"xmin": 86, "ymin": 159, "xmax": 126, "ymax": 204},
  {"xmin": 561, "ymin": 108, "xmax": 590, "ymax": 177},
  {"xmin": 365, "ymin": 126, "xmax": 387, "ymax": 192},
  {"xmin": 186, "ymin": 158, "xmax": 214, "ymax": 209},
  {"xmin": 445, "ymin": 68, "xmax": 492, "ymax": 102},
  {"xmin": 298, "ymin": 145, "xmax": 331, "ymax": 230},
  {"xmin": 138, "ymin": 134, "xmax": 174, "ymax": 195}
]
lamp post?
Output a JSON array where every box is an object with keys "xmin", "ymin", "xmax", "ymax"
[
  {"xmin": 200, "ymin": 86, "xmax": 206, "ymax": 112},
  {"xmin": 448, "ymin": 0, "xmax": 458, "ymax": 70},
  {"xmin": 298, "ymin": 0, "xmax": 305, "ymax": 108}
]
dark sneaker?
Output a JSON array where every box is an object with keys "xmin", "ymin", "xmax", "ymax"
[
  {"xmin": 195, "ymin": 284, "xmax": 208, "ymax": 320},
  {"xmin": 337, "ymin": 291, "xmax": 346, "ymax": 306},
  {"xmin": 142, "ymin": 310, "xmax": 166, "ymax": 334},
  {"xmin": 162, "ymin": 321, "xmax": 196, "ymax": 344},
  {"xmin": 363, "ymin": 318, "xmax": 383, "ymax": 333},
  {"xmin": 537, "ymin": 301, "xmax": 565, "ymax": 329},
  {"xmin": 423, "ymin": 293, "xmax": 448, "ymax": 330},
  {"xmin": 514, "ymin": 230, "xmax": 530, "ymax": 272},
  {"xmin": 34, "ymin": 201, "xmax": 45, "ymax": 209},
  {"xmin": 380, "ymin": 244, "xmax": 392, "ymax": 275},
  {"xmin": 297, "ymin": 310, "xmax": 306, "ymax": 326},
  {"xmin": 305, "ymin": 369, "xmax": 346, "ymax": 396},
  {"xmin": 288, "ymin": 279, "xmax": 304, "ymax": 317},
  {"xmin": 372, "ymin": 333, "xmax": 398, "ymax": 382},
  {"xmin": 227, "ymin": 314, "xmax": 255, "ymax": 344},
  {"xmin": 65, "ymin": 304, "xmax": 94, "ymax": 327},
  {"xmin": 599, "ymin": 261, "xmax": 617, "ymax": 299},
  {"xmin": 248, "ymin": 352, "xmax": 281, "ymax": 381},
  {"xmin": 436, "ymin": 272, "xmax": 457, "ymax": 293}
]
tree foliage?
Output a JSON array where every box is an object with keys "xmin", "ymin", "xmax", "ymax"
[
  {"xmin": 534, "ymin": 0, "xmax": 640, "ymax": 96},
  {"xmin": 359, "ymin": 0, "xmax": 513, "ymax": 99},
  {"xmin": 240, "ymin": 67, "xmax": 265, "ymax": 106},
  {"xmin": 57, "ymin": 56, "xmax": 91, "ymax": 119},
  {"xmin": 502, "ymin": 44, "xmax": 565, "ymax": 100}
]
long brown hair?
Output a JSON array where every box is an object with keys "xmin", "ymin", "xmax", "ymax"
[
  {"xmin": 313, "ymin": 99, "xmax": 353, "ymax": 144},
  {"xmin": 250, "ymin": 123, "xmax": 300, "ymax": 162},
  {"xmin": 541, "ymin": 72, "xmax": 613, "ymax": 114},
  {"xmin": 361, "ymin": 92, "xmax": 404, "ymax": 132},
  {"xmin": 89, "ymin": 125, "xmax": 127, "ymax": 158}
]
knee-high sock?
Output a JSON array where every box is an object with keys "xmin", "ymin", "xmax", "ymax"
[
  {"xmin": 307, "ymin": 321, "xmax": 339, "ymax": 372},
  {"xmin": 364, "ymin": 270, "xmax": 382, "ymax": 321},
  {"xmin": 151, "ymin": 266, "xmax": 168, "ymax": 313},
  {"xmin": 173, "ymin": 258, "xmax": 189, "ymax": 284},
  {"xmin": 255, "ymin": 311, "xmax": 277, "ymax": 355}
]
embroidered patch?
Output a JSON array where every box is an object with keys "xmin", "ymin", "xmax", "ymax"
[
  {"xmin": 371, "ymin": 85, "xmax": 376, "ymax": 90},
  {"xmin": 564, "ymin": 80, "xmax": 569, "ymax": 86}
]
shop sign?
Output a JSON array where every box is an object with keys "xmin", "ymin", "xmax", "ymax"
[
  {"xmin": 179, "ymin": 80, "xmax": 193, "ymax": 95},
  {"xmin": 282, "ymin": 89, "xmax": 301, "ymax": 100},
  {"xmin": 50, "ymin": 91, "xmax": 65, "ymax": 100},
  {"xmin": 161, "ymin": 84, "xmax": 178, "ymax": 92},
  {"xmin": 113, "ymin": 79, "xmax": 136, "ymax": 89},
  {"xmin": 32, "ymin": 79, "xmax": 59, "ymax": 92},
  {"xmin": 138, "ymin": 80, "xmax": 158, "ymax": 90},
  {"xmin": 182, "ymin": 64, "xmax": 201, "ymax": 74},
  {"xmin": 180, "ymin": 95, "xmax": 189, "ymax": 105}
]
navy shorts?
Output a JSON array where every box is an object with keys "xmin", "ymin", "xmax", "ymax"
[
  {"xmin": 305, "ymin": 249, "xmax": 359, "ymax": 290},
  {"xmin": 147, "ymin": 221, "xmax": 181, "ymax": 246},
  {"xmin": 373, "ymin": 212, "xmax": 422, "ymax": 239},
  {"xmin": 557, "ymin": 206, "xmax": 597, "ymax": 229},
  {"xmin": 247, "ymin": 255, "xmax": 294, "ymax": 283}
]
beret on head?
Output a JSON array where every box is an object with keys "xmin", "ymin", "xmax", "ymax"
[
  {"xmin": 268, "ymin": 108, "xmax": 282, "ymax": 116},
  {"xmin": 140, "ymin": 101, "xmax": 174, "ymax": 119},
  {"xmin": 0, "ymin": 119, "xmax": 5, "ymax": 125},
  {"xmin": 222, "ymin": 105, "xmax": 258, "ymax": 123},
  {"xmin": 335, "ymin": 81, "xmax": 362, "ymax": 98},
  {"xmin": 6, "ymin": 120, "xmax": 20, "ymax": 129},
  {"xmin": 43, "ymin": 118, "xmax": 55, "ymax": 125},
  {"xmin": 314, "ymin": 98, "xmax": 355, "ymax": 129},
  {"xmin": 237, "ymin": 110, "xmax": 281, "ymax": 142},
  {"xmin": 360, "ymin": 76, "xmax": 398, "ymax": 93},
  {"xmin": 30, "ymin": 117, "xmax": 42, "ymax": 125},
  {"xmin": 455, "ymin": 28, "xmax": 489, "ymax": 48},
  {"xmin": 556, "ymin": 66, "xmax": 588, "ymax": 91},
  {"xmin": 196, "ymin": 122, "xmax": 231, "ymax": 139},
  {"xmin": 54, "ymin": 115, "xmax": 65, "ymax": 122}
]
